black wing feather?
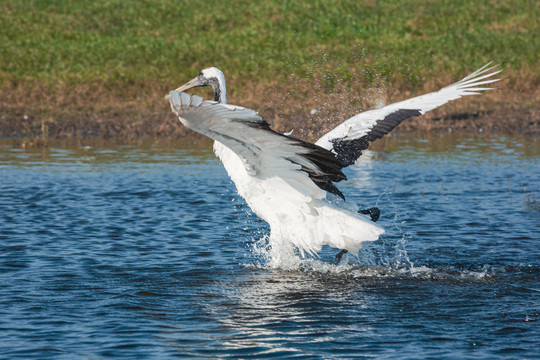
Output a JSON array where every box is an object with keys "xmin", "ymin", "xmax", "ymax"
[
  {"xmin": 244, "ymin": 120, "xmax": 347, "ymax": 199},
  {"xmin": 332, "ymin": 109, "xmax": 422, "ymax": 166}
]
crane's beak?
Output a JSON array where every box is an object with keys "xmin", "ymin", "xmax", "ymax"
[{"xmin": 175, "ymin": 76, "xmax": 205, "ymax": 93}]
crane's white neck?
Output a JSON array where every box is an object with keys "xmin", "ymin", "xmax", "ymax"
[
  {"xmin": 212, "ymin": 74, "xmax": 227, "ymax": 104},
  {"xmin": 201, "ymin": 67, "xmax": 227, "ymax": 104}
]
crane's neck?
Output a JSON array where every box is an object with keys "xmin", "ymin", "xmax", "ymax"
[{"xmin": 209, "ymin": 73, "xmax": 227, "ymax": 104}]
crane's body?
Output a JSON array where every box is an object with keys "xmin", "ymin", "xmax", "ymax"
[{"xmin": 168, "ymin": 64, "xmax": 502, "ymax": 264}]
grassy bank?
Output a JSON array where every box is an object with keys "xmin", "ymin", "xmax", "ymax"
[{"xmin": 0, "ymin": 0, "xmax": 538, "ymax": 142}]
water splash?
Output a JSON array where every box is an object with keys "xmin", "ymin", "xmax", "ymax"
[
  {"xmin": 243, "ymin": 188, "xmax": 503, "ymax": 283},
  {"xmin": 378, "ymin": 187, "xmax": 415, "ymax": 270},
  {"xmin": 250, "ymin": 233, "xmax": 303, "ymax": 270},
  {"xmin": 244, "ymin": 244, "xmax": 500, "ymax": 282}
]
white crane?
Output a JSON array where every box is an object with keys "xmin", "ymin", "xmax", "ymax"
[{"xmin": 167, "ymin": 64, "xmax": 502, "ymax": 265}]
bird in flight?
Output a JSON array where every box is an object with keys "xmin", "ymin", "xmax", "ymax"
[{"xmin": 167, "ymin": 63, "xmax": 502, "ymax": 264}]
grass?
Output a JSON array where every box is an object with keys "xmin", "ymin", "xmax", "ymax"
[{"xmin": 0, "ymin": 0, "xmax": 538, "ymax": 140}]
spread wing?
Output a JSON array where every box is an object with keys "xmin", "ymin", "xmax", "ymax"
[
  {"xmin": 315, "ymin": 63, "xmax": 503, "ymax": 166},
  {"xmin": 169, "ymin": 91, "xmax": 347, "ymax": 199}
]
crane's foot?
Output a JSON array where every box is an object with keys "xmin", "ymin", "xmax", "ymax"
[
  {"xmin": 336, "ymin": 207, "xmax": 380, "ymax": 263},
  {"xmin": 358, "ymin": 207, "xmax": 380, "ymax": 222},
  {"xmin": 335, "ymin": 249, "xmax": 348, "ymax": 263}
]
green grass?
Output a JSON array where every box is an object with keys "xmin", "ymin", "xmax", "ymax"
[{"xmin": 1, "ymin": 0, "xmax": 538, "ymax": 90}]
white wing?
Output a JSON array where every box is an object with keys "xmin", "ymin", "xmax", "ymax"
[
  {"xmin": 169, "ymin": 91, "xmax": 346, "ymax": 199},
  {"xmin": 316, "ymin": 63, "xmax": 503, "ymax": 166},
  {"xmin": 169, "ymin": 91, "xmax": 384, "ymax": 256}
]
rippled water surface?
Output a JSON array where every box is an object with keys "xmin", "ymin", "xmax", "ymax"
[{"xmin": 1, "ymin": 135, "xmax": 538, "ymax": 359}]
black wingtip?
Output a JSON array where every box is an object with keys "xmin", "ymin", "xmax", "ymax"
[{"xmin": 332, "ymin": 109, "xmax": 422, "ymax": 167}]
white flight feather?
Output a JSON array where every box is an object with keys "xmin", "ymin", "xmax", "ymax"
[{"xmin": 316, "ymin": 63, "xmax": 502, "ymax": 150}]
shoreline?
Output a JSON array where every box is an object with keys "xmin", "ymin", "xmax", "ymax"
[
  {"xmin": 1, "ymin": 103, "xmax": 537, "ymax": 148},
  {"xmin": 2, "ymin": 112, "xmax": 537, "ymax": 150},
  {"xmin": 0, "ymin": 77, "xmax": 538, "ymax": 146}
]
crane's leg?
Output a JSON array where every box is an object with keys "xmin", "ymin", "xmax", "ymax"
[
  {"xmin": 335, "ymin": 249, "xmax": 348, "ymax": 263},
  {"xmin": 335, "ymin": 207, "xmax": 381, "ymax": 263}
]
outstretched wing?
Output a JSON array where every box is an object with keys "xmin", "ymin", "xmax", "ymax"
[
  {"xmin": 315, "ymin": 63, "xmax": 503, "ymax": 166},
  {"xmin": 169, "ymin": 91, "xmax": 347, "ymax": 199}
]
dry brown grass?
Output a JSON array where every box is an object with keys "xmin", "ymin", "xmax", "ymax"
[{"xmin": 0, "ymin": 68, "xmax": 538, "ymax": 145}]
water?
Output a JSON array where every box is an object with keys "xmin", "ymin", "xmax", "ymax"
[{"xmin": 0, "ymin": 134, "xmax": 538, "ymax": 359}]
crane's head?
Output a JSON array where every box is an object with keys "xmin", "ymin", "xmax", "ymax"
[{"xmin": 175, "ymin": 67, "xmax": 227, "ymax": 103}]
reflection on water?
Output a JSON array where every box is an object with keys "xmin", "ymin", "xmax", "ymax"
[{"xmin": 0, "ymin": 133, "xmax": 538, "ymax": 359}]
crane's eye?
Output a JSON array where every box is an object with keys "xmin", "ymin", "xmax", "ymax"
[{"xmin": 199, "ymin": 72, "xmax": 203, "ymax": 77}]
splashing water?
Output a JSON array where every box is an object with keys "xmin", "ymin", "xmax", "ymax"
[
  {"xmin": 246, "ymin": 189, "xmax": 411, "ymax": 272},
  {"xmin": 245, "ymin": 186, "xmax": 510, "ymax": 284}
]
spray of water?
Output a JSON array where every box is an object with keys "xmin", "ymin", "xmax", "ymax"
[
  {"xmin": 245, "ymin": 188, "xmax": 409, "ymax": 270},
  {"xmin": 241, "ymin": 187, "xmax": 499, "ymax": 282},
  {"xmin": 247, "ymin": 234, "xmax": 496, "ymax": 281}
]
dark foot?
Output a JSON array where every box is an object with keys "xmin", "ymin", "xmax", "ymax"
[
  {"xmin": 358, "ymin": 207, "xmax": 380, "ymax": 222},
  {"xmin": 336, "ymin": 208, "xmax": 379, "ymax": 263},
  {"xmin": 335, "ymin": 249, "xmax": 348, "ymax": 263}
]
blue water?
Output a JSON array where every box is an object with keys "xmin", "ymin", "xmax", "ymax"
[{"xmin": 0, "ymin": 135, "xmax": 538, "ymax": 359}]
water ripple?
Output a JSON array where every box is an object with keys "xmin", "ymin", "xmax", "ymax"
[{"xmin": 0, "ymin": 135, "xmax": 538, "ymax": 359}]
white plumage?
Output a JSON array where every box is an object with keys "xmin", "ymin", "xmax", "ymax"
[
  {"xmin": 168, "ymin": 64, "xmax": 502, "ymax": 261},
  {"xmin": 169, "ymin": 92, "xmax": 384, "ymax": 257}
]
